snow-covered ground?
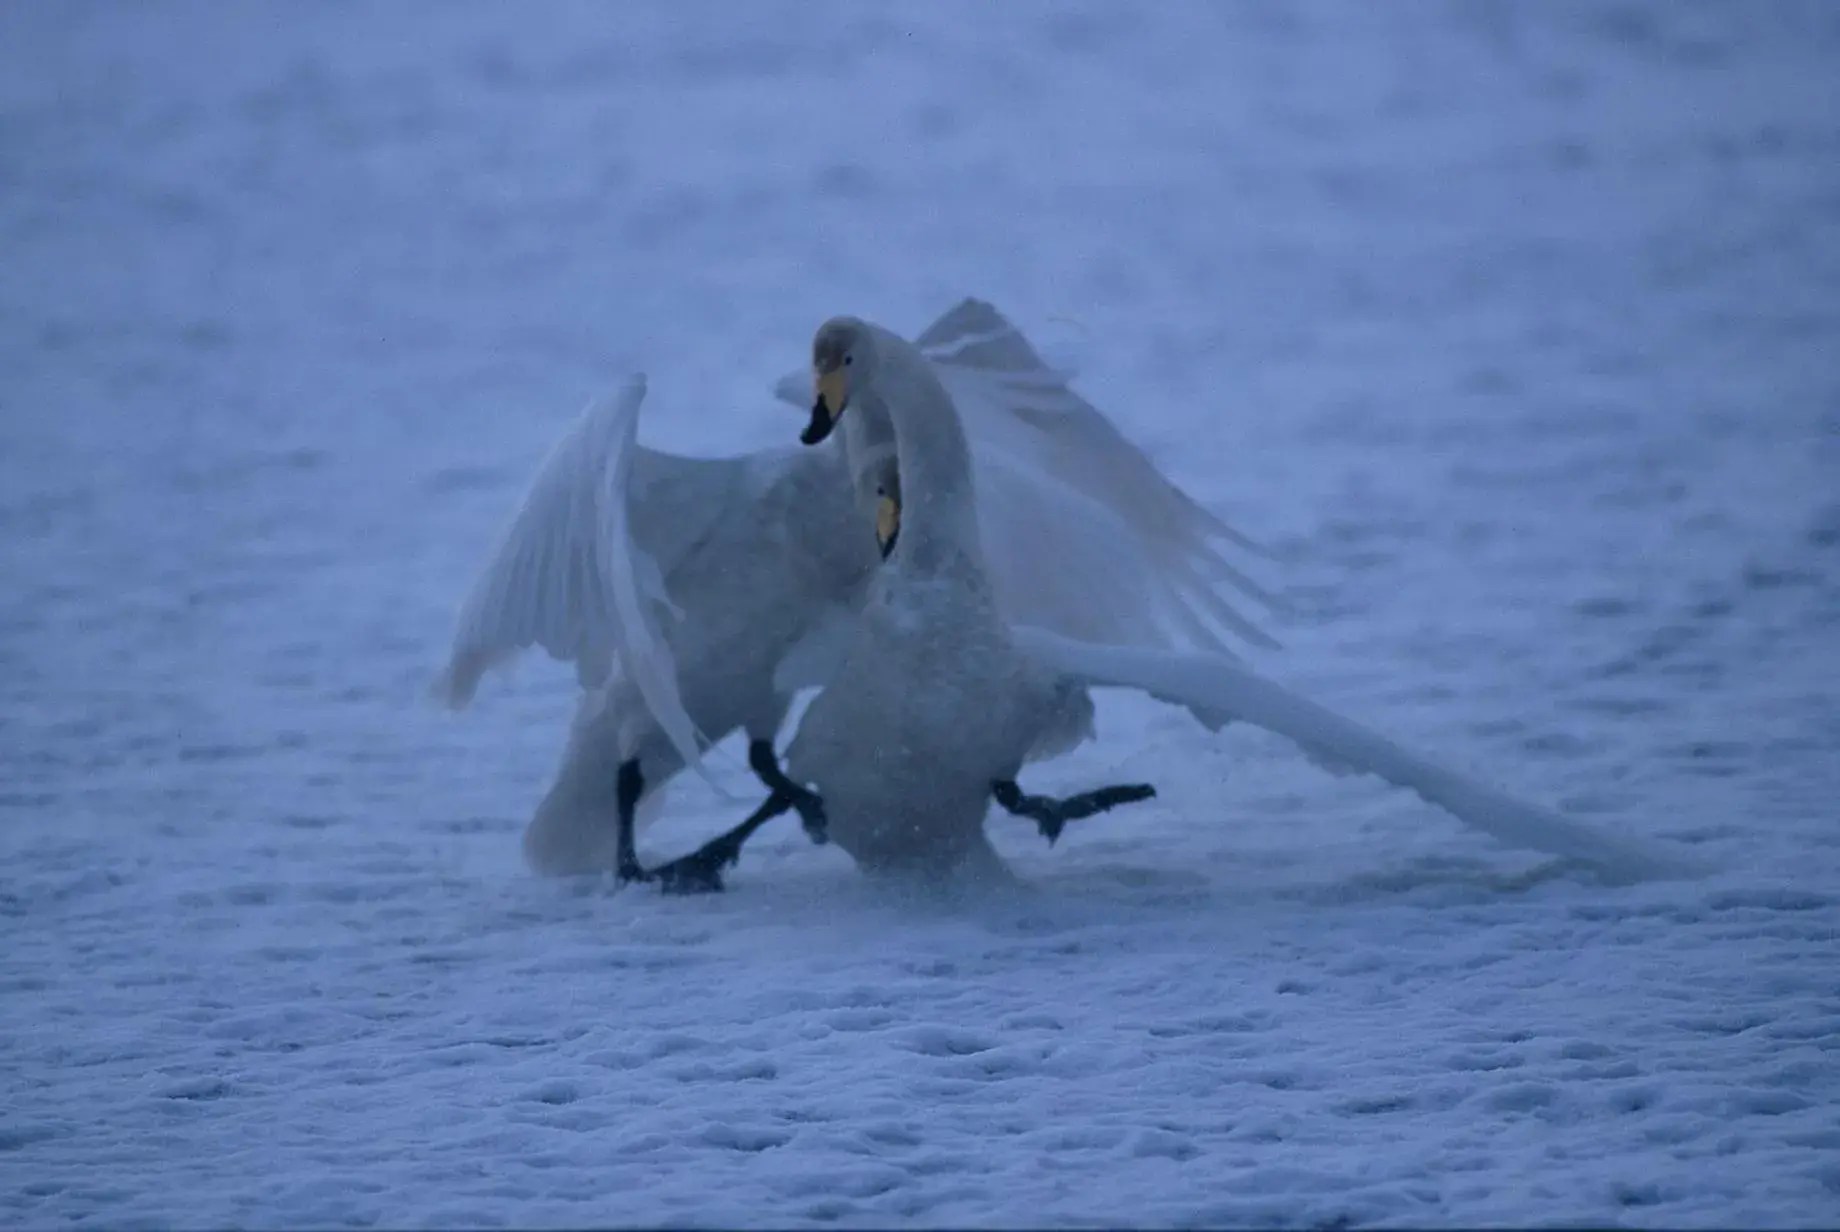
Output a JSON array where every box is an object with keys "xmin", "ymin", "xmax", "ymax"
[{"xmin": 4, "ymin": 2, "xmax": 1838, "ymax": 1226}]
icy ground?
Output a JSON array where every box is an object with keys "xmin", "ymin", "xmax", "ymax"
[{"xmin": 3, "ymin": 2, "xmax": 1838, "ymax": 1227}]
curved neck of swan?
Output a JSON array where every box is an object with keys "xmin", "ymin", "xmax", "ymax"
[
  {"xmin": 858, "ymin": 327, "xmax": 983, "ymax": 573},
  {"xmin": 839, "ymin": 406, "xmax": 897, "ymax": 509}
]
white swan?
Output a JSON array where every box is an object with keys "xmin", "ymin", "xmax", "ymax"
[
  {"xmin": 434, "ymin": 300, "xmax": 1277, "ymax": 887},
  {"xmin": 779, "ymin": 316, "xmax": 1699, "ymax": 885}
]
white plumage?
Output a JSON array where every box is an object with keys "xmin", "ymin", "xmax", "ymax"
[
  {"xmin": 781, "ymin": 315, "xmax": 1700, "ymax": 886},
  {"xmin": 434, "ymin": 299, "xmax": 1276, "ymax": 880}
]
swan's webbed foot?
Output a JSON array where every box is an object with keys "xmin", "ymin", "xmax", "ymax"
[
  {"xmin": 649, "ymin": 789, "xmax": 798, "ymax": 895},
  {"xmin": 990, "ymin": 779, "xmax": 1157, "ymax": 846},
  {"xmin": 614, "ymin": 758, "xmax": 654, "ymax": 887},
  {"xmin": 652, "ymin": 846, "xmax": 730, "ymax": 895},
  {"xmin": 747, "ymin": 739, "xmax": 828, "ymax": 846}
]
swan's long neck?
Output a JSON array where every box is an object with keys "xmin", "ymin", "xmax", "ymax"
[
  {"xmin": 839, "ymin": 404, "xmax": 897, "ymax": 511},
  {"xmin": 864, "ymin": 326, "xmax": 984, "ymax": 574}
]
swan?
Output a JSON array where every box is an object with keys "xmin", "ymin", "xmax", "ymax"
[
  {"xmin": 435, "ymin": 374, "xmax": 860, "ymax": 888},
  {"xmin": 434, "ymin": 299, "xmax": 1277, "ymax": 890},
  {"xmin": 779, "ymin": 315, "xmax": 1700, "ymax": 885}
]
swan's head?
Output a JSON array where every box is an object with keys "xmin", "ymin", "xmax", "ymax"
[
  {"xmin": 802, "ymin": 316, "xmax": 875, "ymax": 446},
  {"xmin": 808, "ymin": 315, "xmax": 902, "ymax": 557}
]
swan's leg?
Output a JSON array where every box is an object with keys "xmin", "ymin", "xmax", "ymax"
[
  {"xmin": 650, "ymin": 790, "xmax": 797, "ymax": 895},
  {"xmin": 747, "ymin": 739, "xmax": 829, "ymax": 845},
  {"xmin": 614, "ymin": 758, "xmax": 654, "ymax": 885},
  {"xmin": 990, "ymin": 779, "xmax": 1157, "ymax": 846}
]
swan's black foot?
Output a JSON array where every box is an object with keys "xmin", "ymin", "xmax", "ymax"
[
  {"xmin": 649, "ymin": 787, "xmax": 802, "ymax": 895},
  {"xmin": 748, "ymin": 739, "xmax": 828, "ymax": 846},
  {"xmin": 990, "ymin": 779, "xmax": 1157, "ymax": 846},
  {"xmin": 785, "ymin": 787, "xmax": 828, "ymax": 846},
  {"xmin": 652, "ymin": 843, "xmax": 735, "ymax": 896}
]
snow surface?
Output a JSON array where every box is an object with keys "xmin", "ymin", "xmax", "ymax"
[{"xmin": 4, "ymin": 1, "xmax": 1839, "ymax": 1226}]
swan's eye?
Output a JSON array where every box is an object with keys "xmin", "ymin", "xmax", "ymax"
[{"xmin": 843, "ymin": 354, "xmax": 853, "ymax": 367}]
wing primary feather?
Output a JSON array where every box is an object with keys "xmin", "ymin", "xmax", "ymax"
[
  {"xmin": 595, "ymin": 375, "xmax": 734, "ymax": 799},
  {"xmin": 1156, "ymin": 584, "xmax": 1246, "ymax": 657},
  {"xmin": 1012, "ymin": 626, "xmax": 1704, "ymax": 882},
  {"xmin": 434, "ymin": 375, "xmax": 737, "ymax": 798},
  {"xmin": 1189, "ymin": 503, "xmax": 1274, "ymax": 559},
  {"xmin": 1183, "ymin": 542, "xmax": 1286, "ymax": 613},
  {"xmin": 1165, "ymin": 562, "xmax": 1284, "ymax": 652}
]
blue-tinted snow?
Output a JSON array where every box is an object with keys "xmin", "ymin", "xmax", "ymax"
[{"xmin": 3, "ymin": 1, "xmax": 1837, "ymax": 1226}]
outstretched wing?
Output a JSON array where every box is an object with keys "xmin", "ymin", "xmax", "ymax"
[
  {"xmin": 914, "ymin": 297, "xmax": 1269, "ymax": 574},
  {"xmin": 1011, "ymin": 625, "xmax": 1702, "ymax": 882},
  {"xmin": 968, "ymin": 444, "xmax": 1183, "ymax": 646},
  {"xmin": 432, "ymin": 376, "xmax": 710, "ymax": 781},
  {"xmin": 775, "ymin": 298, "xmax": 1280, "ymax": 656}
]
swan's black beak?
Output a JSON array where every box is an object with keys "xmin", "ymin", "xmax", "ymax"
[
  {"xmin": 802, "ymin": 368, "xmax": 848, "ymax": 446},
  {"xmin": 876, "ymin": 494, "xmax": 901, "ymax": 560},
  {"xmin": 801, "ymin": 399, "xmax": 833, "ymax": 446}
]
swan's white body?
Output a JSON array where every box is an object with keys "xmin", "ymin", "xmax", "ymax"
[
  {"xmin": 436, "ymin": 380, "xmax": 874, "ymax": 873},
  {"xmin": 786, "ymin": 322, "xmax": 1080, "ymax": 879},
  {"xmin": 784, "ymin": 317, "xmax": 1699, "ymax": 884},
  {"xmin": 435, "ymin": 300, "xmax": 1273, "ymax": 874}
]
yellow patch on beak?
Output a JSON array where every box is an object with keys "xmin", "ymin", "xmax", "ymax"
[
  {"xmin": 815, "ymin": 368, "xmax": 849, "ymax": 419},
  {"xmin": 876, "ymin": 494, "xmax": 901, "ymax": 559},
  {"xmin": 801, "ymin": 367, "xmax": 851, "ymax": 446}
]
